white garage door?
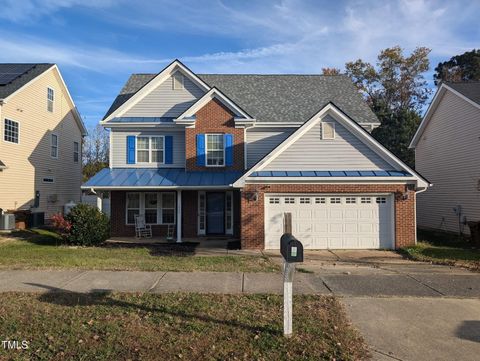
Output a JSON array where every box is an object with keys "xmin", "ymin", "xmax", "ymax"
[{"xmin": 265, "ymin": 194, "xmax": 394, "ymax": 249}]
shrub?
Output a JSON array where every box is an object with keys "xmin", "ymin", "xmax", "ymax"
[
  {"xmin": 65, "ymin": 204, "xmax": 110, "ymax": 246},
  {"xmin": 51, "ymin": 213, "xmax": 72, "ymax": 235}
]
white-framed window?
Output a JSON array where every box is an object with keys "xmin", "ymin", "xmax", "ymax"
[
  {"xmin": 137, "ymin": 136, "xmax": 164, "ymax": 164},
  {"xmin": 376, "ymin": 197, "xmax": 387, "ymax": 204},
  {"xmin": 42, "ymin": 177, "xmax": 55, "ymax": 183},
  {"xmin": 47, "ymin": 87, "xmax": 54, "ymax": 112},
  {"xmin": 161, "ymin": 193, "xmax": 175, "ymax": 224},
  {"xmin": 346, "ymin": 197, "xmax": 356, "ymax": 204},
  {"xmin": 330, "ymin": 197, "xmax": 341, "ymax": 204},
  {"xmin": 73, "ymin": 141, "xmax": 79, "ymax": 163},
  {"xmin": 172, "ymin": 72, "xmax": 184, "ymax": 90},
  {"xmin": 126, "ymin": 193, "xmax": 141, "ymax": 224},
  {"xmin": 206, "ymin": 134, "xmax": 224, "ymax": 167},
  {"xmin": 300, "ymin": 197, "xmax": 311, "ymax": 204},
  {"xmin": 51, "ymin": 133, "xmax": 58, "ymax": 158},
  {"xmin": 144, "ymin": 193, "xmax": 158, "ymax": 224},
  {"xmin": 361, "ymin": 197, "xmax": 371, "ymax": 204},
  {"xmin": 4, "ymin": 119, "xmax": 19, "ymax": 144},
  {"xmin": 126, "ymin": 192, "xmax": 176, "ymax": 225},
  {"xmin": 322, "ymin": 122, "xmax": 335, "ymax": 139},
  {"xmin": 315, "ymin": 197, "xmax": 326, "ymax": 204},
  {"xmin": 269, "ymin": 197, "xmax": 280, "ymax": 204},
  {"xmin": 284, "ymin": 197, "xmax": 295, "ymax": 204}
]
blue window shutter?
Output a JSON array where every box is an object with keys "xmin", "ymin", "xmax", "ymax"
[
  {"xmin": 126, "ymin": 136, "xmax": 136, "ymax": 164},
  {"xmin": 225, "ymin": 133, "xmax": 233, "ymax": 166},
  {"xmin": 165, "ymin": 136, "xmax": 173, "ymax": 164},
  {"xmin": 196, "ymin": 134, "xmax": 205, "ymax": 166}
]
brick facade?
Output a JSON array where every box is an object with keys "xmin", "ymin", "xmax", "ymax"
[
  {"xmin": 185, "ymin": 98, "xmax": 244, "ymax": 171},
  {"xmin": 240, "ymin": 183, "xmax": 416, "ymax": 249}
]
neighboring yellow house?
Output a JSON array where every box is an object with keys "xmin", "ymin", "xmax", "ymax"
[{"xmin": 0, "ymin": 64, "xmax": 87, "ymax": 221}]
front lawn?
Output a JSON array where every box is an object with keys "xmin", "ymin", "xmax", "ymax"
[
  {"xmin": 0, "ymin": 292, "xmax": 369, "ymax": 361},
  {"xmin": 401, "ymin": 229, "xmax": 480, "ymax": 271},
  {"xmin": 0, "ymin": 229, "xmax": 278, "ymax": 273}
]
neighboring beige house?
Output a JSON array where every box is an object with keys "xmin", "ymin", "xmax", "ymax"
[
  {"xmin": 0, "ymin": 64, "xmax": 87, "ymax": 220},
  {"xmin": 410, "ymin": 81, "xmax": 480, "ymax": 235}
]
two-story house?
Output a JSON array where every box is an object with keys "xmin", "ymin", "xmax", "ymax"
[
  {"xmin": 0, "ymin": 64, "xmax": 87, "ymax": 220},
  {"xmin": 410, "ymin": 81, "xmax": 480, "ymax": 235},
  {"xmin": 83, "ymin": 60, "xmax": 428, "ymax": 250}
]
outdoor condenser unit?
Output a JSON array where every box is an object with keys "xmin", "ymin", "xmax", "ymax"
[{"xmin": 0, "ymin": 214, "xmax": 15, "ymax": 230}]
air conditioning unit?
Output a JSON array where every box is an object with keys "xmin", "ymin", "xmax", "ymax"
[{"xmin": 0, "ymin": 214, "xmax": 15, "ymax": 230}]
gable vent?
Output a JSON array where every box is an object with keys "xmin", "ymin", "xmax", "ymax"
[
  {"xmin": 173, "ymin": 72, "xmax": 184, "ymax": 90},
  {"xmin": 322, "ymin": 122, "xmax": 335, "ymax": 140}
]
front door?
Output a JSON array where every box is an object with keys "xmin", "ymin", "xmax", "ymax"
[{"xmin": 206, "ymin": 192, "xmax": 225, "ymax": 234}]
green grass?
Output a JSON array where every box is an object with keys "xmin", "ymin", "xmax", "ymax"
[
  {"xmin": 0, "ymin": 292, "xmax": 369, "ymax": 361},
  {"xmin": 401, "ymin": 229, "xmax": 480, "ymax": 270},
  {"xmin": 0, "ymin": 229, "xmax": 279, "ymax": 273}
]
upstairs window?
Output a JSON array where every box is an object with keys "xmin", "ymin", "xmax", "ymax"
[
  {"xmin": 73, "ymin": 141, "xmax": 79, "ymax": 163},
  {"xmin": 51, "ymin": 134, "xmax": 58, "ymax": 158},
  {"xmin": 206, "ymin": 134, "xmax": 224, "ymax": 166},
  {"xmin": 4, "ymin": 119, "xmax": 19, "ymax": 143},
  {"xmin": 137, "ymin": 136, "xmax": 164, "ymax": 164},
  {"xmin": 172, "ymin": 73, "xmax": 184, "ymax": 90},
  {"xmin": 47, "ymin": 87, "xmax": 54, "ymax": 112},
  {"xmin": 322, "ymin": 122, "xmax": 335, "ymax": 139}
]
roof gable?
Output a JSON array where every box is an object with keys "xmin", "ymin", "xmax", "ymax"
[
  {"xmin": 176, "ymin": 87, "xmax": 254, "ymax": 125},
  {"xmin": 262, "ymin": 113, "xmax": 394, "ymax": 171},
  {"xmin": 234, "ymin": 102, "xmax": 429, "ymax": 189},
  {"xmin": 410, "ymin": 82, "xmax": 480, "ymax": 148},
  {"xmin": 102, "ymin": 60, "xmax": 210, "ymax": 122},
  {"xmin": 0, "ymin": 63, "xmax": 54, "ymax": 100}
]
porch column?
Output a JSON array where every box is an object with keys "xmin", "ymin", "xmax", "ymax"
[{"xmin": 176, "ymin": 190, "xmax": 182, "ymax": 243}]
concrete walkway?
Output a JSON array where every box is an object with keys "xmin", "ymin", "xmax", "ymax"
[{"xmin": 1, "ymin": 264, "xmax": 479, "ymax": 297}]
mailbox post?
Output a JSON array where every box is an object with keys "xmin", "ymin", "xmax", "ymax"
[{"xmin": 280, "ymin": 213, "xmax": 304, "ymax": 337}]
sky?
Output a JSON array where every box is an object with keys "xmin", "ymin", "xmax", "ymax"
[{"xmin": 0, "ymin": 0, "xmax": 478, "ymax": 130}]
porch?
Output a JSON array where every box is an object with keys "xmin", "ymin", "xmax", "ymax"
[{"xmin": 108, "ymin": 189, "xmax": 241, "ymax": 242}]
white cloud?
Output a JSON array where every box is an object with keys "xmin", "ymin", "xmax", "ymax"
[{"xmin": 0, "ymin": 0, "xmax": 119, "ymax": 22}]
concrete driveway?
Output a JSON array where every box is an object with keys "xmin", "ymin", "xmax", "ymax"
[{"xmin": 266, "ymin": 249, "xmax": 480, "ymax": 361}]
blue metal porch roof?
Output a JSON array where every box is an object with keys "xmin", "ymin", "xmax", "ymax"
[
  {"xmin": 249, "ymin": 170, "xmax": 411, "ymax": 177},
  {"xmin": 82, "ymin": 168, "xmax": 244, "ymax": 188}
]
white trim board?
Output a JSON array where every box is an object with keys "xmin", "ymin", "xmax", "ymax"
[
  {"xmin": 234, "ymin": 102, "xmax": 430, "ymax": 190},
  {"xmin": 102, "ymin": 60, "xmax": 211, "ymax": 123},
  {"xmin": 175, "ymin": 87, "xmax": 255, "ymax": 123},
  {"xmin": 410, "ymin": 83, "xmax": 480, "ymax": 148}
]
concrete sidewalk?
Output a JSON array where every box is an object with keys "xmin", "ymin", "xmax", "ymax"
[{"xmin": 1, "ymin": 267, "xmax": 479, "ymax": 297}]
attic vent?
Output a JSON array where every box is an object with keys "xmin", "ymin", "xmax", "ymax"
[
  {"xmin": 173, "ymin": 72, "xmax": 184, "ymax": 90},
  {"xmin": 322, "ymin": 122, "xmax": 335, "ymax": 139}
]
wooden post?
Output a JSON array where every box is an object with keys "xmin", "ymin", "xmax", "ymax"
[
  {"xmin": 284, "ymin": 212, "xmax": 292, "ymax": 234},
  {"xmin": 283, "ymin": 260, "xmax": 295, "ymax": 337}
]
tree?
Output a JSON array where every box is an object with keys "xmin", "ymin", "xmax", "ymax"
[
  {"xmin": 345, "ymin": 46, "xmax": 431, "ymax": 112},
  {"xmin": 434, "ymin": 49, "xmax": 480, "ymax": 85},
  {"xmin": 322, "ymin": 67, "xmax": 341, "ymax": 75},
  {"xmin": 371, "ymin": 108, "xmax": 421, "ymax": 167},
  {"xmin": 344, "ymin": 46, "xmax": 431, "ymax": 166},
  {"xmin": 82, "ymin": 125, "xmax": 109, "ymax": 181}
]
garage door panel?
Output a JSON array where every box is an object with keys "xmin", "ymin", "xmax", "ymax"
[{"xmin": 265, "ymin": 194, "xmax": 394, "ymax": 250}]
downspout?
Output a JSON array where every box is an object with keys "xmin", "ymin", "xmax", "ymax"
[
  {"xmin": 243, "ymin": 124, "xmax": 255, "ymax": 170},
  {"xmin": 413, "ymin": 184, "xmax": 432, "ymax": 245}
]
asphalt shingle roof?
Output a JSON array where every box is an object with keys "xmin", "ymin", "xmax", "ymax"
[
  {"xmin": 104, "ymin": 73, "xmax": 379, "ymax": 125},
  {"xmin": 0, "ymin": 64, "xmax": 54, "ymax": 99},
  {"xmin": 446, "ymin": 81, "xmax": 480, "ymax": 106}
]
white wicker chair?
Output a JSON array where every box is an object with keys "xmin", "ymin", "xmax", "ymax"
[{"xmin": 134, "ymin": 214, "xmax": 152, "ymax": 238}]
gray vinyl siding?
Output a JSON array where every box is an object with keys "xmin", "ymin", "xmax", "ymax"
[
  {"xmin": 263, "ymin": 115, "xmax": 395, "ymax": 171},
  {"xmin": 123, "ymin": 75, "xmax": 205, "ymax": 118},
  {"xmin": 110, "ymin": 129, "xmax": 185, "ymax": 168},
  {"xmin": 246, "ymin": 127, "xmax": 295, "ymax": 168},
  {"xmin": 415, "ymin": 90, "xmax": 480, "ymax": 234}
]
